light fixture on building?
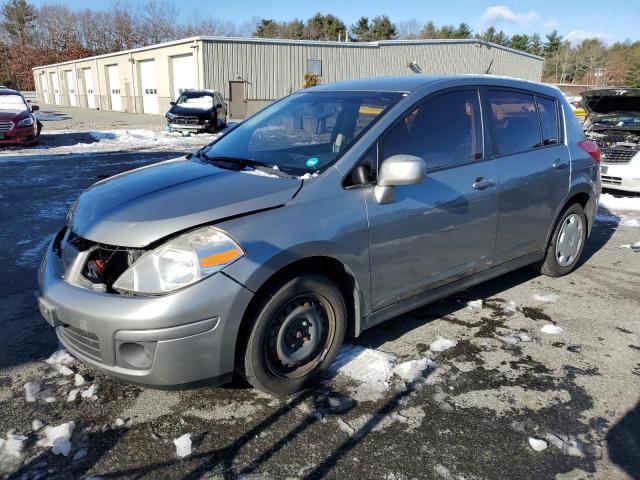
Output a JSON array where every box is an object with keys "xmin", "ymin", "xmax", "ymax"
[
  {"xmin": 408, "ymin": 61, "xmax": 422, "ymax": 74},
  {"xmin": 128, "ymin": 58, "xmax": 135, "ymax": 64}
]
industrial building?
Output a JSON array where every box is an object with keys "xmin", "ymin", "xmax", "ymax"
[{"xmin": 32, "ymin": 36, "xmax": 544, "ymax": 119}]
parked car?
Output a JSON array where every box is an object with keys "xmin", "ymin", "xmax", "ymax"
[
  {"xmin": 582, "ymin": 88, "xmax": 640, "ymax": 193},
  {"xmin": 0, "ymin": 88, "xmax": 41, "ymax": 146},
  {"xmin": 165, "ymin": 89, "xmax": 227, "ymax": 134},
  {"xmin": 38, "ymin": 76, "xmax": 601, "ymax": 395}
]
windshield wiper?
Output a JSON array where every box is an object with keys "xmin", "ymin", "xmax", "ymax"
[{"xmin": 202, "ymin": 155, "xmax": 293, "ymax": 178}]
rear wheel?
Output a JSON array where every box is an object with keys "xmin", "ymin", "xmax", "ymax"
[
  {"xmin": 535, "ymin": 203, "xmax": 587, "ymax": 277},
  {"xmin": 240, "ymin": 274, "xmax": 346, "ymax": 395}
]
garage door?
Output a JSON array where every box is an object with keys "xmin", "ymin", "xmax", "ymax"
[
  {"xmin": 171, "ymin": 54, "xmax": 194, "ymax": 100},
  {"xmin": 65, "ymin": 70, "xmax": 77, "ymax": 107},
  {"xmin": 139, "ymin": 59, "xmax": 159, "ymax": 114},
  {"xmin": 107, "ymin": 64, "xmax": 123, "ymax": 111},
  {"xmin": 50, "ymin": 72, "xmax": 61, "ymax": 105},
  {"xmin": 83, "ymin": 68, "xmax": 96, "ymax": 109},
  {"xmin": 39, "ymin": 73, "xmax": 49, "ymax": 104}
]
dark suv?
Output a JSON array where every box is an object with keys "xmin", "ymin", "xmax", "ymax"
[{"xmin": 165, "ymin": 89, "xmax": 227, "ymax": 134}]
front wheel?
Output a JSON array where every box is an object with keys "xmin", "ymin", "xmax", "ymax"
[
  {"xmin": 240, "ymin": 274, "xmax": 346, "ymax": 396},
  {"xmin": 535, "ymin": 203, "xmax": 587, "ymax": 277}
]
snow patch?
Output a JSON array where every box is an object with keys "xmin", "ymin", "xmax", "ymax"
[
  {"xmin": 430, "ymin": 337, "xmax": 458, "ymax": 352},
  {"xmin": 173, "ymin": 433, "xmax": 193, "ymax": 458},
  {"xmin": 81, "ymin": 384, "xmax": 98, "ymax": 401},
  {"xmin": 393, "ymin": 358, "xmax": 436, "ymax": 383},
  {"xmin": 599, "ymin": 193, "xmax": 640, "ymax": 212},
  {"xmin": 541, "ymin": 324, "xmax": 563, "ymax": 335},
  {"xmin": 39, "ymin": 422, "xmax": 75, "ymax": 457},
  {"xmin": 529, "ymin": 437, "xmax": 548, "ymax": 451},
  {"xmin": 467, "ymin": 299, "xmax": 483, "ymax": 309},
  {"xmin": 74, "ymin": 374, "xmax": 86, "ymax": 387},
  {"xmin": 331, "ymin": 345, "xmax": 396, "ymax": 391},
  {"xmin": 532, "ymin": 293, "xmax": 559, "ymax": 303}
]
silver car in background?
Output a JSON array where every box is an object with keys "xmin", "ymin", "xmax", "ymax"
[{"xmin": 38, "ymin": 75, "xmax": 601, "ymax": 395}]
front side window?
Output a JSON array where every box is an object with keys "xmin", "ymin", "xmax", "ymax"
[
  {"xmin": 537, "ymin": 96, "xmax": 560, "ymax": 145},
  {"xmin": 488, "ymin": 90, "xmax": 542, "ymax": 155},
  {"xmin": 203, "ymin": 91, "xmax": 402, "ymax": 175},
  {"xmin": 379, "ymin": 90, "xmax": 483, "ymax": 170}
]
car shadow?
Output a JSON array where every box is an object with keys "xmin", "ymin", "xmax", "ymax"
[{"xmin": 606, "ymin": 401, "xmax": 640, "ymax": 479}]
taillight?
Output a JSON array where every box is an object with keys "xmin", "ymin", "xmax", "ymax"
[{"xmin": 578, "ymin": 140, "xmax": 601, "ymax": 163}]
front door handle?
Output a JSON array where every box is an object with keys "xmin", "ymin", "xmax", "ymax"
[
  {"xmin": 472, "ymin": 178, "xmax": 496, "ymax": 190},
  {"xmin": 553, "ymin": 159, "xmax": 569, "ymax": 169}
]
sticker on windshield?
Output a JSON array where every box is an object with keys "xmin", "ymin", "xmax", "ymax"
[{"xmin": 305, "ymin": 157, "xmax": 319, "ymax": 168}]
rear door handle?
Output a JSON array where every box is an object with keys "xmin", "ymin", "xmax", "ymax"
[
  {"xmin": 472, "ymin": 178, "xmax": 496, "ymax": 190},
  {"xmin": 553, "ymin": 159, "xmax": 569, "ymax": 169}
]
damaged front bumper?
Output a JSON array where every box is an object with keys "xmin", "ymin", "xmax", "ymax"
[{"xmin": 37, "ymin": 235, "xmax": 254, "ymax": 387}]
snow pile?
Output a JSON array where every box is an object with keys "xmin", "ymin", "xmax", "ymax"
[
  {"xmin": 502, "ymin": 301, "xmax": 520, "ymax": 314},
  {"xmin": 24, "ymin": 380, "xmax": 56, "ymax": 403},
  {"xmin": 599, "ymin": 193, "xmax": 640, "ymax": 212},
  {"xmin": 331, "ymin": 345, "xmax": 396, "ymax": 391},
  {"xmin": 532, "ymin": 293, "xmax": 559, "ymax": 303},
  {"xmin": 74, "ymin": 374, "xmax": 86, "ymax": 387},
  {"xmin": 541, "ymin": 324, "xmax": 563, "ymax": 335},
  {"xmin": 596, "ymin": 213, "xmax": 640, "ymax": 228},
  {"xmin": 620, "ymin": 241, "xmax": 640, "ymax": 251},
  {"xmin": 430, "ymin": 337, "xmax": 458, "ymax": 352},
  {"xmin": 80, "ymin": 384, "xmax": 98, "ymax": 401},
  {"xmin": 38, "ymin": 422, "xmax": 75, "ymax": 457},
  {"xmin": 393, "ymin": 358, "xmax": 436, "ymax": 383},
  {"xmin": 1, "ymin": 432, "xmax": 27, "ymax": 457},
  {"xmin": 46, "ymin": 348, "xmax": 75, "ymax": 376},
  {"xmin": 528, "ymin": 437, "xmax": 548, "ymax": 451},
  {"xmin": 467, "ymin": 299, "xmax": 483, "ymax": 309},
  {"xmin": 173, "ymin": 434, "xmax": 193, "ymax": 458}
]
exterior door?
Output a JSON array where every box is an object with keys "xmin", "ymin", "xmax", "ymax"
[
  {"xmin": 50, "ymin": 72, "xmax": 61, "ymax": 104},
  {"xmin": 170, "ymin": 54, "xmax": 194, "ymax": 100},
  {"xmin": 107, "ymin": 65, "xmax": 123, "ymax": 111},
  {"xmin": 139, "ymin": 59, "xmax": 159, "ymax": 114},
  {"xmin": 65, "ymin": 70, "xmax": 77, "ymax": 107},
  {"xmin": 39, "ymin": 73, "xmax": 49, "ymax": 104},
  {"xmin": 484, "ymin": 89, "xmax": 570, "ymax": 263},
  {"xmin": 83, "ymin": 68, "xmax": 96, "ymax": 109},
  {"xmin": 229, "ymin": 81, "xmax": 246, "ymax": 119},
  {"xmin": 365, "ymin": 89, "xmax": 499, "ymax": 311}
]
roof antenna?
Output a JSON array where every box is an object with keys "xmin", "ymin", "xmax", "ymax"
[{"xmin": 485, "ymin": 60, "xmax": 494, "ymax": 74}]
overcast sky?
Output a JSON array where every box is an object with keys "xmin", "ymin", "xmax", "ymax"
[{"xmin": 28, "ymin": 0, "xmax": 639, "ymax": 44}]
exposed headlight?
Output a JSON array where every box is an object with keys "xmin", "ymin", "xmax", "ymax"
[
  {"xmin": 17, "ymin": 116, "xmax": 34, "ymax": 127},
  {"xmin": 166, "ymin": 112, "xmax": 176, "ymax": 121},
  {"xmin": 113, "ymin": 226, "xmax": 243, "ymax": 294}
]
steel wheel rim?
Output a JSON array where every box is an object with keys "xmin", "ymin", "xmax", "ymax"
[
  {"xmin": 555, "ymin": 213, "xmax": 584, "ymax": 267},
  {"xmin": 264, "ymin": 294, "xmax": 336, "ymax": 380}
]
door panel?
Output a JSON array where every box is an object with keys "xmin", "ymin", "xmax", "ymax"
[
  {"xmin": 83, "ymin": 69, "xmax": 96, "ymax": 109},
  {"xmin": 139, "ymin": 60, "xmax": 159, "ymax": 114},
  {"xmin": 107, "ymin": 65, "xmax": 123, "ymax": 111},
  {"xmin": 170, "ymin": 54, "xmax": 194, "ymax": 100},
  {"xmin": 50, "ymin": 73, "xmax": 60, "ymax": 105},
  {"xmin": 365, "ymin": 88, "xmax": 499, "ymax": 311},
  {"xmin": 365, "ymin": 162, "xmax": 499, "ymax": 310},
  {"xmin": 39, "ymin": 73, "xmax": 49, "ymax": 104},
  {"xmin": 229, "ymin": 81, "xmax": 246, "ymax": 119},
  {"xmin": 65, "ymin": 70, "xmax": 76, "ymax": 107}
]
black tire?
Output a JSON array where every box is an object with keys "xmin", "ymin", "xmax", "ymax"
[
  {"xmin": 535, "ymin": 203, "xmax": 587, "ymax": 277},
  {"xmin": 240, "ymin": 274, "xmax": 346, "ymax": 396}
]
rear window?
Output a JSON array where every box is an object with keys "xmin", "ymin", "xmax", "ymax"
[
  {"xmin": 488, "ymin": 91, "xmax": 542, "ymax": 155},
  {"xmin": 537, "ymin": 96, "xmax": 560, "ymax": 145}
]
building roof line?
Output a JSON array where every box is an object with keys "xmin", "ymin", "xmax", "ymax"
[{"xmin": 32, "ymin": 35, "xmax": 543, "ymax": 71}]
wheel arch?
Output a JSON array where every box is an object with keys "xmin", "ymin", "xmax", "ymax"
[
  {"xmin": 544, "ymin": 187, "xmax": 595, "ymax": 250},
  {"xmin": 233, "ymin": 256, "xmax": 363, "ymax": 371}
]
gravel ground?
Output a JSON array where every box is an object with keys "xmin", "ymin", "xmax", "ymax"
[
  {"xmin": 0, "ymin": 110, "xmax": 638, "ymax": 480},
  {"xmin": 34, "ymin": 104, "xmax": 167, "ymax": 131}
]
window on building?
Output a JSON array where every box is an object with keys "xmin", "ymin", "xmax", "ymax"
[{"xmin": 487, "ymin": 90, "xmax": 542, "ymax": 155}]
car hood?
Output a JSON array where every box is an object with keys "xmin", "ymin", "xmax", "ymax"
[
  {"xmin": 168, "ymin": 104, "xmax": 213, "ymax": 117},
  {"xmin": 581, "ymin": 88, "xmax": 640, "ymax": 117},
  {"xmin": 0, "ymin": 109, "xmax": 28, "ymax": 121},
  {"xmin": 68, "ymin": 157, "xmax": 302, "ymax": 248}
]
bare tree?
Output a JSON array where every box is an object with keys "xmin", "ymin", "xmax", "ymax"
[{"xmin": 398, "ymin": 19, "xmax": 421, "ymax": 40}]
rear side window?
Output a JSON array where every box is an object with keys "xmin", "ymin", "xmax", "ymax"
[
  {"xmin": 536, "ymin": 96, "xmax": 560, "ymax": 145},
  {"xmin": 380, "ymin": 90, "xmax": 483, "ymax": 170},
  {"xmin": 488, "ymin": 91, "xmax": 542, "ymax": 155}
]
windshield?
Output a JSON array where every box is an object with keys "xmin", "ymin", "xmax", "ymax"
[
  {"xmin": 176, "ymin": 92, "xmax": 214, "ymax": 109},
  {"xmin": 202, "ymin": 91, "xmax": 402, "ymax": 175},
  {"xmin": 0, "ymin": 94, "xmax": 28, "ymax": 111}
]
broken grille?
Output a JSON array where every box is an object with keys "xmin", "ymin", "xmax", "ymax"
[{"xmin": 601, "ymin": 148, "xmax": 637, "ymax": 164}]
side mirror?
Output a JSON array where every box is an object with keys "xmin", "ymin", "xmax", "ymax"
[
  {"xmin": 169, "ymin": 101, "xmax": 175, "ymax": 106},
  {"xmin": 215, "ymin": 103, "xmax": 223, "ymax": 109},
  {"xmin": 31, "ymin": 105, "xmax": 39, "ymax": 112},
  {"xmin": 374, "ymin": 154, "xmax": 426, "ymax": 204}
]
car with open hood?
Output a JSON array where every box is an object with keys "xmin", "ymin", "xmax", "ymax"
[
  {"xmin": 165, "ymin": 89, "xmax": 227, "ymax": 134},
  {"xmin": 38, "ymin": 75, "xmax": 600, "ymax": 395},
  {"xmin": 0, "ymin": 88, "xmax": 41, "ymax": 146},
  {"xmin": 583, "ymin": 88, "xmax": 640, "ymax": 192}
]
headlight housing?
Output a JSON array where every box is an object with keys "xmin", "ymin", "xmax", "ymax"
[
  {"xmin": 113, "ymin": 226, "xmax": 243, "ymax": 294},
  {"xmin": 166, "ymin": 112, "xmax": 176, "ymax": 121},
  {"xmin": 17, "ymin": 116, "xmax": 34, "ymax": 127}
]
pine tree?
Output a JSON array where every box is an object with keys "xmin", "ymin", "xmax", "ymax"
[
  {"xmin": 529, "ymin": 33, "xmax": 543, "ymax": 56},
  {"xmin": 351, "ymin": 16, "xmax": 371, "ymax": 42},
  {"xmin": 544, "ymin": 30, "xmax": 562, "ymax": 56},
  {"xmin": 2, "ymin": 0, "xmax": 36, "ymax": 47},
  {"xmin": 369, "ymin": 15, "xmax": 397, "ymax": 40}
]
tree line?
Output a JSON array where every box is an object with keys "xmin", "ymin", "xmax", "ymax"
[{"xmin": 2, "ymin": 0, "xmax": 639, "ymax": 90}]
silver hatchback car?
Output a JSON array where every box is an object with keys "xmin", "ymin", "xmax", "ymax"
[{"xmin": 38, "ymin": 76, "xmax": 601, "ymax": 395}]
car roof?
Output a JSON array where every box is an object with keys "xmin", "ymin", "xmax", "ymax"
[
  {"xmin": 306, "ymin": 75, "xmax": 559, "ymax": 96},
  {"xmin": 0, "ymin": 88, "xmax": 21, "ymax": 95}
]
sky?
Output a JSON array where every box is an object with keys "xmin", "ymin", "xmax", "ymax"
[{"xmin": 28, "ymin": 0, "xmax": 640, "ymax": 45}]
